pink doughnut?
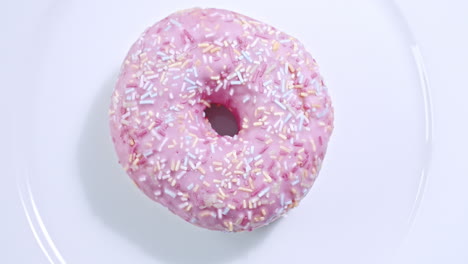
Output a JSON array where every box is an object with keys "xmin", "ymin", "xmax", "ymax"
[{"xmin": 109, "ymin": 8, "xmax": 334, "ymax": 232}]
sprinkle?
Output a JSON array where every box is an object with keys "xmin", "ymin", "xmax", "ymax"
[
  {"xmin": 241, "ymin": 51, "xmax": 253, "ymax": 62},
  {"xmin": 184, "ymin": 77, "xmax": 196, "ymax": 85},
  {"xmin": 143, "ymin": 150, "xmax": 153, "ymax": 158},
  {"xmin": 198, "ymin": 167, "xmax": 206, "ymax": 174},
  {"xmin": 139, "ymin": 100, "xmax": 154, "ymax": 105},
  {"xmin": 170, "ymin": 18, "xmax": 182, "ymax": 27},
  {"xmin": 311, "ymin": 139, "xmax": 317, "ymax": 152},
  {"xmin": 178, "ymin": 202, "xmax": 189, "ymax": 209},
  {"xmin": 158, "ymin": 138, "xmax": 168, "ymax": 152},
  {"xmin": 274, "ymin": 99, "xmax": 287, "ymax": 110},
  {"xmin": 262, "ymin": 171, "xmax": 272, "ymax": 182},
  {"xmin": 199, "ymin": 211, "xmax": 216, "ymax": 218},
  {"xmin": 203, "ymin": 45, "xmax": 214, "ymax": 53},
  {"xmin": 272, "ymin": 41, "xmax": 280, "ymax": 51},
  {"xmin": 284, "ymin": 113, "xmax": 292, "ymax": 124},
  {"xmin": 263, "ymin": 80, "xmax": 273, "ymax": 87},
  {"xmin": 254, "ymin": 159, "xmax": 264, "ymax": 166},
  {"xmin": 236, "ymin": 71, "xmax": 244, "ymax": 83},
  {"xmin": 239, "ymin": 187, "xmax": 253, "ymax": 192},
  {"xmin": 164, "ymin": 188, "xmax": 176, "ymax": 198}
]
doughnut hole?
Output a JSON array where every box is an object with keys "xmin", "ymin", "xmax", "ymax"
[{"xmin": 204, "ymin": 103, "xmax": 240, "ymax": 137}]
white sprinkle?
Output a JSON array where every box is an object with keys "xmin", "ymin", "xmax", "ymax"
[
  {"xmin": 291, "ymin": 179, "xmax": 300, "ymax": 185},
  {"xmin": 280, "ymin": 193, "xmax": 285, "ymax": 206},
  {"xmin": 230, "ymin": 80, "xmax": 242, "ymax": 85},
  {"xmin": 258, "ymin": 187, "xmax": 270, "ymax": 198},
  {"xmin": 189, "ymin": 160, "xmax": 196, "ymax": 170},
  {"xmin": 143, "ymin": 150, "xmax": 153, "ymax": 158},
  {"xmin": 241, "ymin": 51, "xmax": 253, "ymax": 63},
  {"xmin": 178, "ymin": 202, "xmax": 189, "ymax": 209},
  {"xmin": 284, "ymin": 113, "xmax": 292, "ymax": 124},
  {"xmin": 282, "ymin": 89, "xmax": 293, "ymax": 98},
  {"xmin": 193, "ymin": 67, "xmax": 198, "ymax": 77},
  {"xmin": 170, "ymin": 19, "xmax": 182, "ymax": 27},
  {"xmin": 158, "ymin": 138, "xmax": 168, "ymax": 151},
  {"xmin": 251, "ymin": 38, "xmax": 259, "ymax": 48},
  {"xmin": 298, "ymin": 114, "xmax": 304, "ymax": 131},
  {"xmin": 223, "ymin": 207, "xmax": 230, "ymax": 215},
  {"xmin": 156, "ymin": 51, "xmax": 167, "ymax": 57},
  {"xmin": 215, "ymin": 82, "xmax": 223, "ymax": 92},
  {"xmin": 274, "ymin": 99, "xmax": 287, "ymax": 110},
  {"xmin": 187, "ymin": 152, "xmax": 196, "ymax": 159},
  {"xmin": 125, "ymin": 88, "xmax": 135, "ymax": 94},
  {"xmin": 187, "ymin": 183, "xmax": 194, "ymax": 190},
  {"xmin": 247, "ymin": 211, "xmax": 253, "ymax": 220},
  {"xmin": 242, "ymin": 96, "xmax": 250, "ymax": 103},
  {"xmin": 121, "ymin": 111, "xmax": 130, "ymax": 120},
  {"xmin": 164, "ymin": 188, "xmax": 177, "ymax": 198},
  {"xmin": 211, "ymin": 144, "xmax": 215, "ymax": 153},
  {"xmin": 143, "ymin": 81, "xmax": 151, "ymax": 90},
  {"xmin": 236, "ymin": 71, "xmax": 244, "ymax": 83},
  {"xmin": 263, "ymin": 80, "xmax": 273, "ymax": 87},
  {"xmin": 176, "ymin": 171, "xmax": 186, "ymax": 179},
  {"xmin": 184, "ymin": 77, "xmax": 196, "ymax": 85},
  {"xmin": 140, "ymin": 100, "xmax": 154, "ymax": 105}
]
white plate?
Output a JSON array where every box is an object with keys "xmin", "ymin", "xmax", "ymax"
[{"xmin": 4, "ymin": 0, "xmax": 433, "ymax": 263}]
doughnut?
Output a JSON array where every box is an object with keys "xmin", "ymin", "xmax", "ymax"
[{"xmin": 109, "ymin": 8, "xmax": 334, "ymax": 232}]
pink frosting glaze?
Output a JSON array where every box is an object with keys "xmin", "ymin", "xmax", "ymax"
[{"xmin": 109, "ymin": 8, "xmax": 334, "ymax": 232}]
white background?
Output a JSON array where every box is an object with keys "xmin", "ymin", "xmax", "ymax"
[{"xmin": 1, "ymin": 0, "xmax": 467, "ymax": 263}]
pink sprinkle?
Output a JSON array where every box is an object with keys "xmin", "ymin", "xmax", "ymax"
[
  {"xmin": 251, "ymin": 70, "xmax": 260, "ymax": 83},
  {"xmin": 241, "ymin": 216, "xmax": 249, "ymax": 226},
  {"xmin": 183, "ymin": 29, "xmax": 195, "ymax": 43},
  {"xmin": 135, "ymin": 130, "xmax": 148, "ymax": 137},
  {"xmin": 259, "ymin": 145, "xmax": 269, "ymax": 154},
  {"xmin": 254, "ymin": 33, "xmax": 270, "ymax": 39},
  {"xmin": 258, "ymin": 63, "xmax": 267, "ymax": 77}
]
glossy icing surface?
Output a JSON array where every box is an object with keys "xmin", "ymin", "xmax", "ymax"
[{"xmin": 109, "ymin": 8, "xmax": 333, "ymax": 231}]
